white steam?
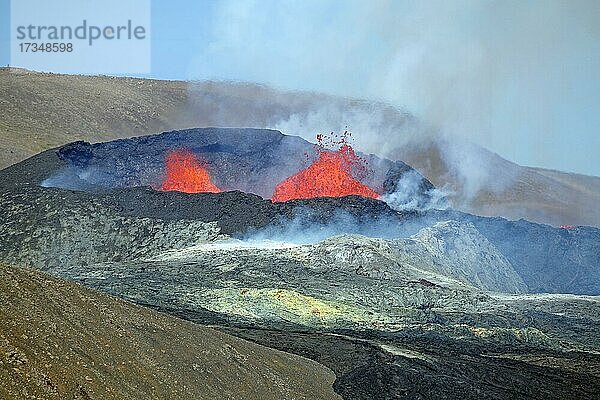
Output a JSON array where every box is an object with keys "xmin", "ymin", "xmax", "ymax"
[
  {"xmin": 239, "ymin": 209, "xmax": 430, "ymax": 245},
  {"xmin": 381, "ymin": 170, "xmax": 449, "ymax": 212},
  {"xmin": 194, "ymin": 0, "xmax": 600, "ymax": 177}
]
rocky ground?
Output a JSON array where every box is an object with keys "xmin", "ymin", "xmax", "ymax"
[
  {"xmin": 48, "ymin": 231, "xmax": 600, "ymax": 348},
  {"xmin": 44, "ymin": 235, "xmax": 600, "ymax": 399}
]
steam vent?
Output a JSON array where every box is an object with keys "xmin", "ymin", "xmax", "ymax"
[{"xmin": 1, "ymin": 127, "xmax": 599, "ymax": 399}]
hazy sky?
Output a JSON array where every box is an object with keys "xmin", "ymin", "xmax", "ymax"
[{"xmin": 2, "ymin": 0, "xmax": 599, "ymax": 176}]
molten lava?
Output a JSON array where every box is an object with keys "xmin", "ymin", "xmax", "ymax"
[
  {"xmin": 272, "ymin": 132, "xmax": 379, "ymax": 202},
  {"xmin": 160, "ymin": 149, "xmax": 221, "ymax": 193},
  {"xmin": 560, "ymin": 225, "xmax": 576, "ymax": 229}
]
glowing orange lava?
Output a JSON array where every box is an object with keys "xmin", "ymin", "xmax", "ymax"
[
  {"xmin": 272, "ymin": 132, "xmax": 379, "ymax": 202},
  {"xmin": 160, "ymin": 149, "xmax": 221, "ymax": 193}
]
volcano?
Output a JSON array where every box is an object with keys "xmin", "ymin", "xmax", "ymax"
[
  {"xmin": 40, "ymin": 128, "xmax": 436, "ymax": 207},
  {"xmin": 1, "ymin": 127, "xmax": 599, "ymax": 400}
]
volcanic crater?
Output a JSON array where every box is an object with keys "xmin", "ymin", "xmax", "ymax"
[{"xmin": 40, "ymin": 128, "xmax": 432, "ymax": 202}]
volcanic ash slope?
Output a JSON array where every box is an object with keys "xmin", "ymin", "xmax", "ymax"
[{"xmin": 0, "ymin": 264, "xmax": 341, "ymax": 400}]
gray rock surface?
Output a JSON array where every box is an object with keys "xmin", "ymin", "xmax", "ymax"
[
  {"xmin": 0, "ymin": 191, "xmax": 224, "ymax": 270},
  {"xmin": 391, "ymin": 220, "xmax": 527, "ymax": 293},
  {"xmin": 44, "ymin": 231, "xmax": 600, "ymax": 352}
]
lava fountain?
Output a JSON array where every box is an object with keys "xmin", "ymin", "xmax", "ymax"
[
  {"xmin": 160, "ymin": 149, "xmax": 221, "ymax": 193},
  {"xmin": 272, "ymin": 132, "xmax": 379, "ymax": 202}
]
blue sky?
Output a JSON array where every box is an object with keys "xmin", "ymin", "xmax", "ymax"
[{"xmin": 1, "ymin": 0, "xmax": 599, "ymax": 176}]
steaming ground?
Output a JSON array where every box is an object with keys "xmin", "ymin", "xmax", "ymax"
[
  {"xmin": 36, "ymin": 220, "xmax": 600, "ymax": 399},
  {"xmin": 156, "ymin": 239, "xmax": 301, "ymax": 261}
]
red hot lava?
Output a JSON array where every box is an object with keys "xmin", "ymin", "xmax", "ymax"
[
  {"xmin": 560, "ymin": 225, "xmax": 576, "ymax": 229},
  {"xmin": 160, "ymin": 149, "xmax": 221, "ymax": 193},
  {"xmin": 272, "ymin": 131, "xmax": 379, "ymax": 202}
]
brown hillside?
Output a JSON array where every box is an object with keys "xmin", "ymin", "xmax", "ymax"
[{"xmin": 0, "ymin": 264, "xmax": 340, "ymax": 400}]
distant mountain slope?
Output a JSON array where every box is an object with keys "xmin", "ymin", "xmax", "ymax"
[
  {"xmin": 1, "ymin": 67, "xmax": 598, "ymax": 227},
  {"xmin": 0, "ymin": 263, "xmax": 340, "ymax": 400},
  {"xmin": 395, "ymin": 140, "xmax": 600, "ymax": 227}
]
